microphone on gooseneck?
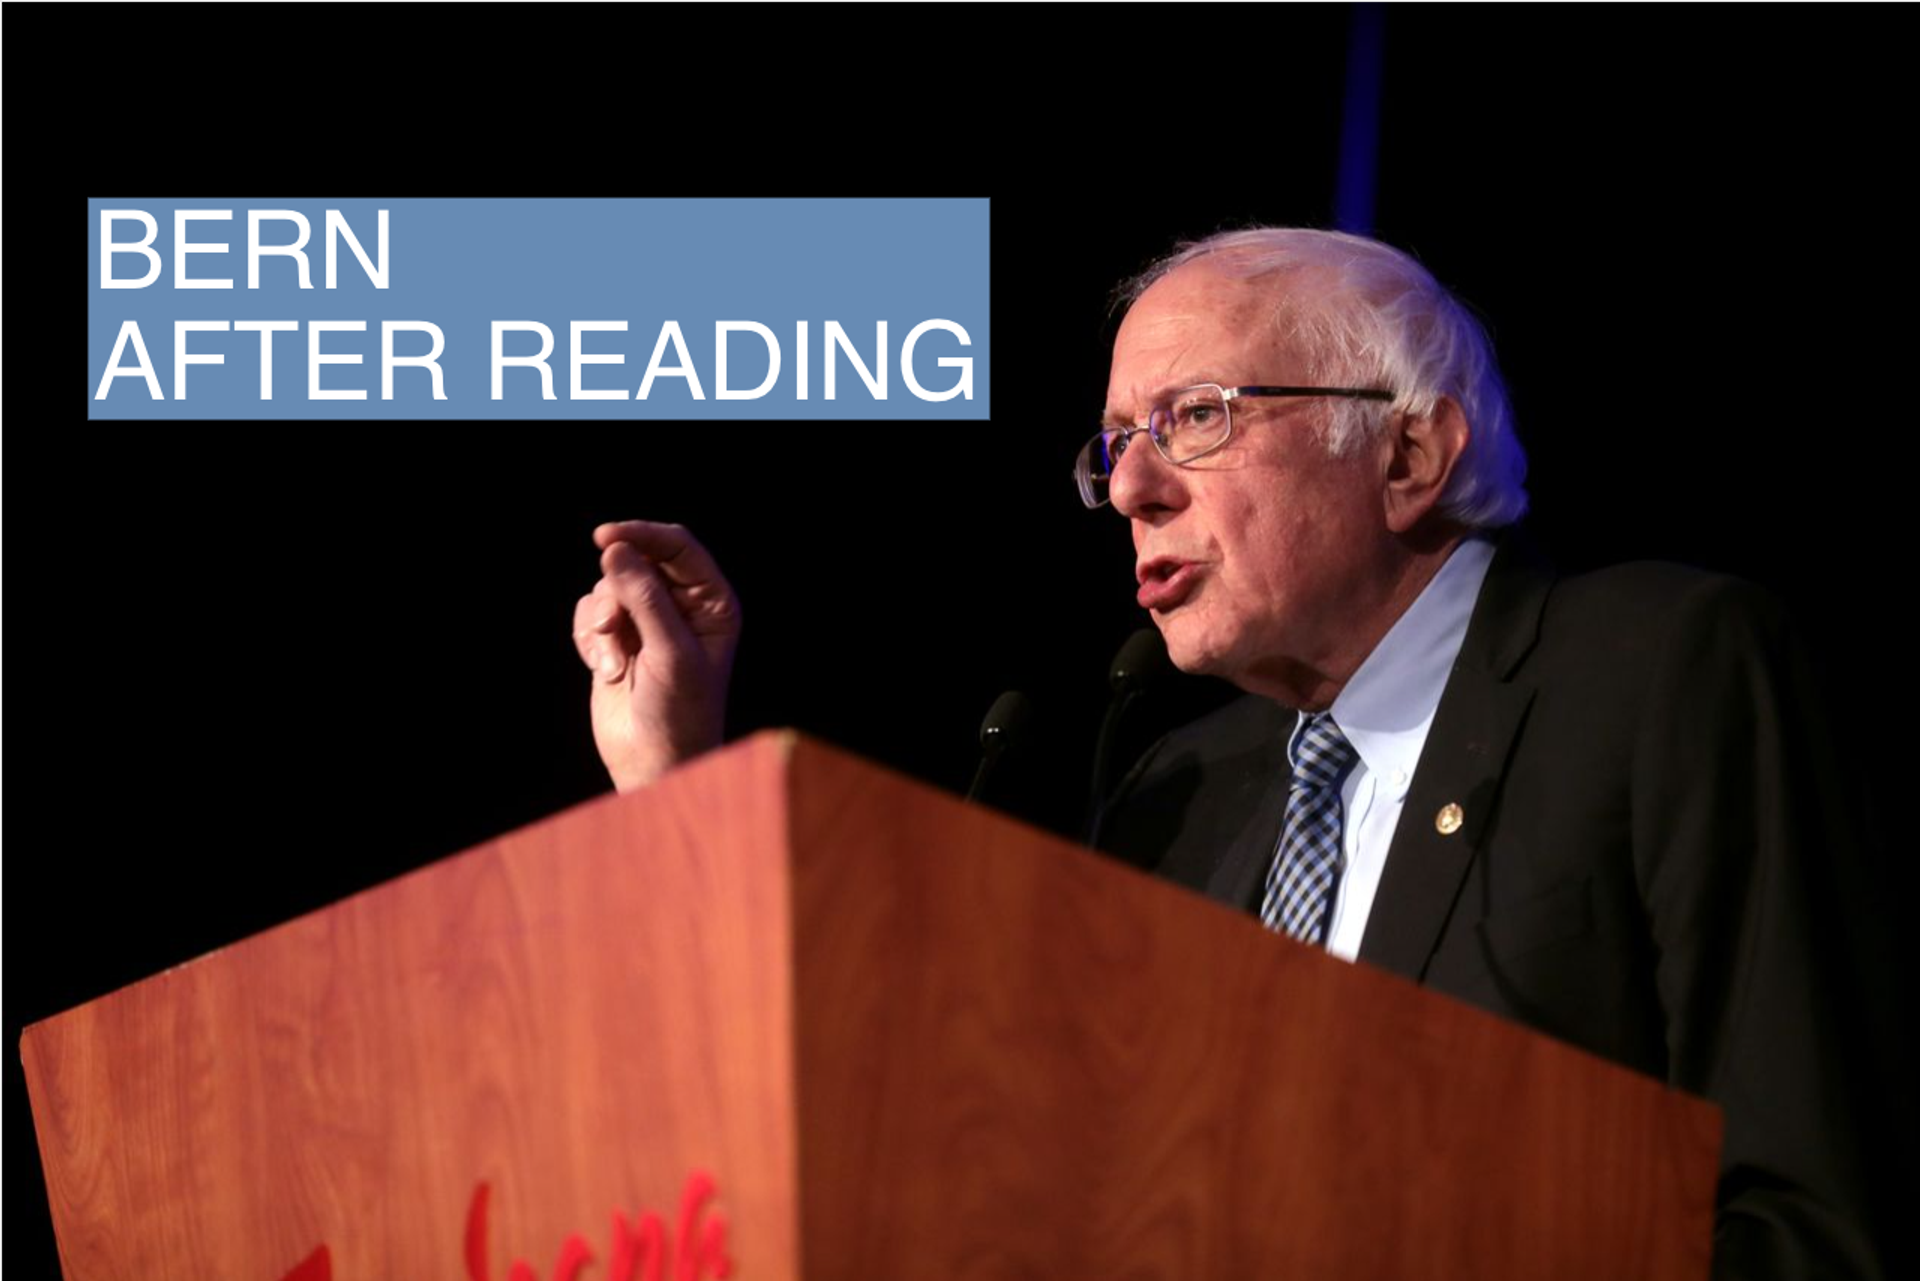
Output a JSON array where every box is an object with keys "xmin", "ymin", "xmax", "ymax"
[
  {"xmin": 966, "ymin": 690, "xmax": 1035, "ymax": 804},
  {"xmin": 1085, "ymin": 628, "xmax": 1171, "ymax": 842}
]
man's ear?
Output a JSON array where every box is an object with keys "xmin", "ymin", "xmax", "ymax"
[{"xmin": 1382, "ymin": 395, "xmax": 1471, "ymax": 535}]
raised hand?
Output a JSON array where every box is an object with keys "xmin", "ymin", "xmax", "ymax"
[{"xmin": 571, "ymin": 521, "xmax": 741, "ymax": 792}]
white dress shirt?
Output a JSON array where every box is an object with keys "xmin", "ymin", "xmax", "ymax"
[{"xmin": 1289, "ymin": 537, "xmax": 1497, "ymax": 961}]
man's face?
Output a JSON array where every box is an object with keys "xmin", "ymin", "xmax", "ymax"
[{"xmin": 1104, "ymin": 262, "xmax": 1395, "ymax": 706}]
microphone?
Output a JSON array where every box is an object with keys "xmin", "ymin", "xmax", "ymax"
[
  {"xmin": 966, "ymin": 689, "xmax": 1034, "ymax": 804},
  {"xmin": 1109, "ymin": 626, "xmax": 1172, "ymax": 696},
  {"xmin": 1085, "ymin": 628, "xmax": 1170, "ymax": 840}
]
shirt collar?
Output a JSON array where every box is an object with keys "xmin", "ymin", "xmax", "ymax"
[{"xmin": 1325, "ymin": 536, "xmax": 1497, "ymax": 800}]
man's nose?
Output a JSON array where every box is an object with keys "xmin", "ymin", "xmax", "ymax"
[{"xmin": 1109, "ymin": 433, "xmax": 1186, "ymax": 520}]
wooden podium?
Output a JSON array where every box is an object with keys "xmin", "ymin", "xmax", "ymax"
[{"xmin": 21, "ymin": 732, "xmax": 1720, "ymax": 1281}]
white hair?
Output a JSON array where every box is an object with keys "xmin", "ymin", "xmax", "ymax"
[{"xmin": 1122, "ymin": 228, "xmax": 1529, "ymax": 530}]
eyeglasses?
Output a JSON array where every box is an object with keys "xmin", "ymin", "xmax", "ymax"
[{"xmin": 1074, "ymin": 383, "xmax": 1395, "ymax": 509}]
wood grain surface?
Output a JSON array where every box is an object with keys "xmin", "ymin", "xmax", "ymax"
[
  {"xmin": 23, "ymin": 732, "xmax": 1719, "ymax": 1280},
  {"xmin": 786, "ymin": 735, "xmax": 1720, "ymax": 1280},
  {"xmin": 22, "ymin": 734, "xmax": 803, "ymax": 1281}
]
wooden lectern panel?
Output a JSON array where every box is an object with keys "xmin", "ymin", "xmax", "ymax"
[
  {"xmin": 24, "ymin": 732, "xmax": 1719, "ymax": 1280},
  {"xmin": 785, "ymin": 737, "xmax": 1721, "ymax": 1280},
  {"xmin": 22, "ymin": 737, "xmax": 802, "ymax": 1281}
]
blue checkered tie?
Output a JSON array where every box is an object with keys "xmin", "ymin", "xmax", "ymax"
[{"xmin": 1260, "ymin": 713, "xmax": 1360, "ymax": 944}]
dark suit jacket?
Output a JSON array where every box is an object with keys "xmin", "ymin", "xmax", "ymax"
[{"xmin": 1097, "ymin": 536, "xmax": 1884, "ymax": 1280}]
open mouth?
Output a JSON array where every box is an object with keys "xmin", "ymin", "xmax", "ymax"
[{"xmin": 1137, "ymin": 561, "xmax": 1200, "ymax": 611}]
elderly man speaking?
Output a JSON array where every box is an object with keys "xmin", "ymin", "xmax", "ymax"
[{"xmin": 572, "ymin": 229, "xmax": 1882, "ymax": 1280}]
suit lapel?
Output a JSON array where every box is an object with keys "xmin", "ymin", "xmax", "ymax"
[
  {"xmin": 1209, "ymin": 733, "xmax": 1296, "ymax": 911},
  {"xmin": 1357, "ymin": 536, "xmax": 1554, "ymax": 982}
]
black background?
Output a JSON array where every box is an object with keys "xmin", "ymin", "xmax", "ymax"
[{"xmin": 9, "ymin": 6, "xmax": 1915, "ymax": 1275}]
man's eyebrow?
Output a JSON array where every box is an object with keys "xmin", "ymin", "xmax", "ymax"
[{"xmin": 1102, "ymin": 378, "xmax": 1223, "ymax": 426}]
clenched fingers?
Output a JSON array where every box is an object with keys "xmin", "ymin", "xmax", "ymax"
[
  {"xmin": 572, "ymin": 581, "xmax": 633, "ymax": 682},
  {"xmin": 599, "ymin": 542, "xmax": 703, "ymax": 668},
  {"xmin": 592, "ymin": 521, "xmax": 734, "ymax": 597}
]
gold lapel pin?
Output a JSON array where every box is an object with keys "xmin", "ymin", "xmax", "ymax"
[{"xmin": 1435, "ymin": 803, "xmax": 1464, "ymax": 835}]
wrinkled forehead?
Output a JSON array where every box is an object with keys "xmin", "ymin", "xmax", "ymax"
[{"xmin": 1106, "ymin": 261, "xmax": 1339, "ymax": 417}]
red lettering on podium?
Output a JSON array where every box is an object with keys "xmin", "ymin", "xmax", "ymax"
[
  {"xmin": 673, "ymin": 1172, "xmax": 732, "ymax": 1281},
  {"xmin": 465, "ymin": 1181, "xmax": 492, "ymax": 1281},
  {"xmin": 279, "ymin": 1244, "xmax": 331, "ymax": 1281},
  {"xmin": 608, "ymin": 1207, "xmax": 665, "ymax": 1281},
  {"xmin": 464, "ymin": 1171, "xmax": 732, "ymax": 1281}
]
